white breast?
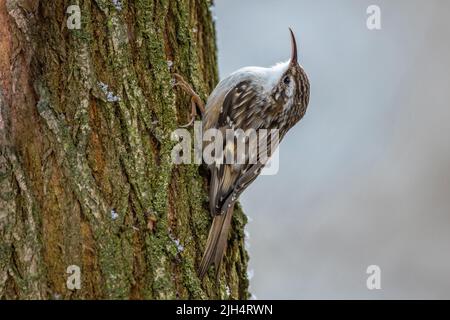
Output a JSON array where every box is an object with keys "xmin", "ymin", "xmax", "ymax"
[{"xmin": 208, "ymin": 60, "xmax": 290, "ymax": 104}]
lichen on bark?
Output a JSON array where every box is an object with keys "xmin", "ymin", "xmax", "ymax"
[{"xmin": 0, "ymin": 0, "xmax": 249, "ymax": 299}]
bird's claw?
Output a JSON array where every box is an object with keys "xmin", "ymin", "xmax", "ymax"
[
  {"xmin": 172, "ymin": 73, "xmax": 205, "ymax": 127},
  {"xmin": 180, "ymin": 115, "xmax": 195, "ymax": 128}
]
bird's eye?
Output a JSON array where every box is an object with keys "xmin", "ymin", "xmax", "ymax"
[{"xmin": 283, "ymin": 76, "xmax": 290, "ymax": 85}]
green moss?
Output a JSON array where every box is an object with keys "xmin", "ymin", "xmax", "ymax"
[
  {"xmin": 181, "ymin": 257, "xmax": 206, "ymax": 299},
  {"xmin": 2, "ymin": 0, "xmax": 249, "ymax": 299}
]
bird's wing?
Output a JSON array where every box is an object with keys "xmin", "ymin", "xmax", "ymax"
[{"xmin": 207, "ymin": 80, "xmax": 280, "ymax": 215}]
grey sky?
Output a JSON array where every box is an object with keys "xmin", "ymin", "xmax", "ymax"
[{"xmin": 215, "ymin": 0, "xmax": 450, "ymax": 299}]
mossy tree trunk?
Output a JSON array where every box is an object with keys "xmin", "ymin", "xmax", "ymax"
[{"xmin": 0, "ymin": 0, "xmax": 249, "ymax": 299}]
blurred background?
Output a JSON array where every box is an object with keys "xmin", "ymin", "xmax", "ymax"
[{"xmin": 214, "ymin": 0, "xmax": 450, "ymax": 299}]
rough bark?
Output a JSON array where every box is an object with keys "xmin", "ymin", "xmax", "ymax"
[{"xmin": 0, "ymin": 0, "xmax": 249, "ymax": 299}]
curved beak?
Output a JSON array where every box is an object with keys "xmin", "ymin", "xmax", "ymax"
[{"xmin": 289, "ymin": 27, "xmax": 298, "ymax": 65}]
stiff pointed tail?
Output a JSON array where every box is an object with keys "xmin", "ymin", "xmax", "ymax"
[{"xmin": 198, "ymin": 204, "xmax": 235, "ymax": 280}]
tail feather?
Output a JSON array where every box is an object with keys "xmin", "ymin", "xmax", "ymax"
[{"xmin": 198, "ymin": 204, "xmax": 235, "ymax": 279}]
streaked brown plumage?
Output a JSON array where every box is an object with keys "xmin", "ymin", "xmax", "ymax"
[
  {"xmin": 198, "ymin": 28, "xmax": 310, "ymax": 280},
  {"xmin": 175, "ymin": 29, "xmax": 310, "ymax": 280}
]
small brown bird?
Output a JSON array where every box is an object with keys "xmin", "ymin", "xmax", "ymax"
[{"xmin": 174, "ymin": 28, "xmax": 310, "ymax": 279}]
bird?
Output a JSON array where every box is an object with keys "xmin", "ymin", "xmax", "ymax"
[{"xmin": 173, "ymin": 28, "xmax": 310, "ymax": 280}]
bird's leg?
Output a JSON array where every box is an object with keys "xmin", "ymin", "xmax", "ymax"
[{"xmin": 173, "ymin": 73, "xmax": 205, "ymax": 127}]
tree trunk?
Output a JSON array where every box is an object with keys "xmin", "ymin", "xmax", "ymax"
[{"xmin": 0, "ymin": 0, "xmax": 249, "ymax": 299}]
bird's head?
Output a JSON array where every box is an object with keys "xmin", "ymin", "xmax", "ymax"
[{"xmin": 272, "ymin": 28, "xmax": 310, "ymax": 123}]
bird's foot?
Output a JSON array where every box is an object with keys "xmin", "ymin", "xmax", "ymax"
[{"xmin": 172, "ymin": 73, "xmax": 205, "ymax": 127}]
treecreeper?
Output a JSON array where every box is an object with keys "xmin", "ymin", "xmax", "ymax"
[{"xmin": 173, "ymin": 28, "xmax": 311, "ymax": 280}]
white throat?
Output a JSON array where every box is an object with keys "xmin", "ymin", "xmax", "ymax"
[{"xmin": 229, "ymin": 60, "xmax": 290, "ymax": 93}]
